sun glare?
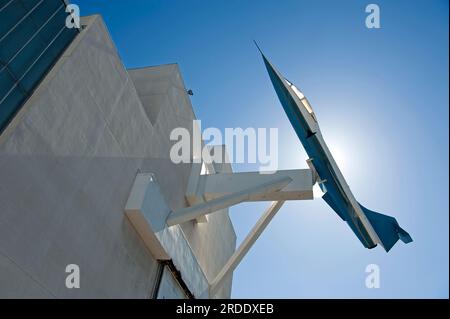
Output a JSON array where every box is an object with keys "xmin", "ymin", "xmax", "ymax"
[
  {"xmin": 326, "ymin": 138, "xmax": 349, "ymax": 175},
  {"xmin": 313, "ymin": 182, "xmax": 325, "ymax": 199}
]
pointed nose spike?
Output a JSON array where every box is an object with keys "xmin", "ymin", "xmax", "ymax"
[{"xmin": 253, "ymin": 40, "xmax": 263, "ymax": 55}]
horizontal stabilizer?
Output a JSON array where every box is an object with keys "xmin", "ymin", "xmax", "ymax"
[{"xmin": 359, "ymin": 204, "xmax": 413, "ymax": 252}]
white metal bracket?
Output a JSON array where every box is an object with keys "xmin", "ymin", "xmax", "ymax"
[
  {"xmin": 124, "ymin": 145, "xmax": 316, "ymax": 298},
  {"xmin": 167, "ymin": 176, "xmax": 292, "ymax": 226}
]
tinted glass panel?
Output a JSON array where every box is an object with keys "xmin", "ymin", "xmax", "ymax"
[
  {"xmin": 0, "ymin": 69, "xmax": 15, "ymax": 98},
  {"xmin": 0, "ymin": 86, "xmax": 25, "ymax": 126},
  {"xmin": 0, "ymin": 0, "xmax": 79, "ymax": 133}
]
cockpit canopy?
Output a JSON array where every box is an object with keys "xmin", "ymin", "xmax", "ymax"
[{"xmin": 285, "ymin": 79, "xmax": 317, "ymax": 122}]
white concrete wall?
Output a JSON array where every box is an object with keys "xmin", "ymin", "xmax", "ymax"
[
  {"xmin": 0, "ymin": 15, "xmax": 235, "ymax": 298},
  {"xmin": 128, "ymin": 70, "xmax": 236, "ymax": 298}
]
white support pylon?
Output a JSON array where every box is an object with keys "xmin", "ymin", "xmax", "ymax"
[
  {"xmin": 209, "ymin": 200, "xmax": 285, "ymax": 297},
  {"xmin": 166, "ymin": 176, "xmax": 291, "ymax": 226}
]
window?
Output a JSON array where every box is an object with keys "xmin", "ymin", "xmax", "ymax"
[
  {"xmin": 0, "ymin": 0, "xmax": 79, "ymax": 133},
  {"xmin": 154, "ymin": 261, "xmax": 192, "ymax": 299},
  {"xmin": 285, "ymin": 78, "xmax": 317, "ymax": 122}
]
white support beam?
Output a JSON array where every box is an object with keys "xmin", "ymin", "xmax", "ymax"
[
  {"xmin": 185, "ymin": 145, "xmax": 233, "ymax": 224},
  {"xmin": 189, "ymin": 169, "xmax": 314, "ymax": 204},
  {"xmin": 166, "ymin": 176, "xmax": 292, "ymax": 226},
  {"xmin": 209, "ymin": 201, "xmax": 285, "ymax": 297},
  {"xmin": 123, "ymin": 172, "xmax": 211, "ymax": 297},
  {"xmin": 185, "ymin": 162, "xmax": 208, "ymax": 223},
  {"xmin": 186, "ymin": 162, "xmax": 202, "ymax": 205}
]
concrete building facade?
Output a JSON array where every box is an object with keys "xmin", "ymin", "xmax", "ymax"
[{"xmin": 0, "ymin": 7, "xmax": 236, "ymax": 299}]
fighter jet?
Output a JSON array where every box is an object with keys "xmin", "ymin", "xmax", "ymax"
[{"xmin": 257, "ymin": 46, "xmax": 412, "ymax": 251}]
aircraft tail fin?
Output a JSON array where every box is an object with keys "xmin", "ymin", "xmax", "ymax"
[{"xmin": 359, "ymin": 203, "xmax": 413, "ymax": 252}]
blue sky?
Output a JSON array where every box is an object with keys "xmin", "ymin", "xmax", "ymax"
[{"xmin": 75, "ymin": 0, "xmax": 449, "ymax": 298}]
